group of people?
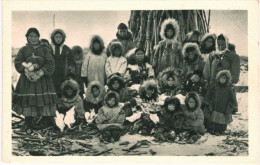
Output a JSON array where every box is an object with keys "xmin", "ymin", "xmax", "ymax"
[{"xmin": 12, "ymin": 18, "xmax": 240, "ymax": 143}]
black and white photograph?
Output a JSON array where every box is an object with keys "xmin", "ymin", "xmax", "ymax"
[
  {"xmin": 2, "ymin": 0, "xmax": 259, "ymax": 164},
  {"xmin": 10, "ymin": 9, "xmax": 249, "ymax": 156}
]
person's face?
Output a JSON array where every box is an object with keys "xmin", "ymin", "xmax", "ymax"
[
  {"xmin": 118, "ymin": 29, "xmax": 128, "ymax": 38},
  {"xmin": 114, "ymin": 48, "xmax": 121, "ymax": 57},
  {"xmin": 92, "ymin": 87, "xmax": 100, "ymax": 97},
  {"xmin": 190, "ymin": 35, "xmax": 199, "ymax": 42},
  {"xmin": 74, "ymin": 53, "xmax": 81, "ymax": 61},
  {"xmin": 167, "ymin": 103, "xmax": 175, "ymax": 112},
  {"xmin": 205, "ymin": 38, "xmax": 214, "ymax": 48},
  {"xmin": 191, "ymin": 75, "xmax": 200, "ymax": 83},
  {"xmin": 108, "ymin": 97, "xmax": 116, "ymax": 107},
  {"xmin": 188, "ymin": 98, "xmax": 196, "ymax": 109},
  {"xmin": 93, "ymin": 41, "xmax": 101, "ymax": 50},
  {"xmin": 66, "ymin": 87, "xmax": 74, "ymax": 96},
  {"xmin": 187, "ymin": 50, "xmax": 196, "ymax": 60},
  {"xmin": 135, "ymin": 50, "xmax": 145, "ymax": 63},
  {"xmin": 146, "ymin": 89, "xmax": 154, "ymax": 97},
  {"xmin": 166, "ymin": 29, "xmax": 174, "ymax": 39},
  {"xmin": 217, "ymin": 39, "xmax": 226, "ymax": 51},
  {"xmin": 167, "ymin": 77, "xmax": 175, "ymax": 87},
  {"xmin": 219, "ymin": 75, "xmax": 227, "ymax": 84},
  {"xmin": 54, "ymin": 33, "xmax": 63, "ymax": 45},
  {"xmin": 28, "ymin": 32, "xmax": 39, "ymax": 45},
  {"xmin": 112, "ymin": 80, "xmax": 120, "ymax": 90}
]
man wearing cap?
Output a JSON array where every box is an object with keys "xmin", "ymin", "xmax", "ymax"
[{"xmin": 106, "ymin": 23, "xmax": 136, "ymax": 57}]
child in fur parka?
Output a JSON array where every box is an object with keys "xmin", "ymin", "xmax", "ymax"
[
  {"xmin": 200, "ymin": 33, "xmax": 216, "ymax": 62},
  {"xmin": 95, "ymin": 91, "xmax": 126, "ymax": 143},
  {"xmin": 158, "ymin": 67, "xmax": 184, "ymax": 96},
  {"xmin": 50, "ymin": 29, "xmax": 75, "ymax": 98},
  {"xmin": 105, "ymin": 42, "xmax": 127, "ymax": 78},
  {"xmin": 184, "ymin": 70, "xmax": 207, "ymax": 97},
  {"xmin": 83, "ymin": 81, "xmax": 106, "ymax": 114},
  {"xmin": 81, "ymin": 35, "xmax": 107, "ymax": 86},
  {"xmin": 56, "ymin": 79, "xmax": 85, "ymax": 129},
  {"xmin": 153, "ymin": 18, "xmax": 183, "ymax": 75},
  {"xmin": 204, "ymin": 70, "xmax": 237, "ymax": 135},
  {"xmin": 180, "ymin": 92, "xmax": 205, "ymax": 143},
  {"xmin": 182, "ymin": 43, "xmax": 205, "ymax": 78},
  {"xmin": 152, "ymin": 97, "xmax": 185, "ymax": 142}
]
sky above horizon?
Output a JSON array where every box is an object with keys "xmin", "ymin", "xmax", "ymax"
[{"xmin": 12, "ymin": 10, "xmax": 248, "ymax": 56}]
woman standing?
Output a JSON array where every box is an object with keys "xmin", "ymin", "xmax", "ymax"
[
  {"xmin": 51, "ymin": 29, "xmax": 75, "ymax": 98},
  {"xmin": 13, "ymin": 28, "xmax": 58, "ymax": 133}
]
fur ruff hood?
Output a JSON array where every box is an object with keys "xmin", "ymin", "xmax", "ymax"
[
  {"xmin": 109, "ymin": 41, "xmax": 124, "ymax": 57},
  {"xmin": 107, "ymin": 74, "xmax": 125, "ymax": 91},
  {"xmin": 185, "ymin": 30, "xmax": 200, "ymax": 41},
  {"xmin": 160, "ymin": 18, "xmax": 180, "ymax": 41},
  {"xmin": 201, "ymin": 33, "xmax": 216, "ymax": 43},
  {"xmin": 60, "ymin": 79, "xmax": 80, "ymax": 103},
  {"xmin": 86, "ymin": 81, "xmax": 105, "ymax": 104},
  {"xmin": 163, "ymin": 96, "xmax": 181, "ymax": 111},
  {"xmin": 216, "ymin": 70, "xmax": 232, "ymax": 85},
  {"xmin": 104, "ymin": 91, "xmax": 120, "ymax": 107},
  {"xmin": 116, "ymin": 30, "xmax": 134, "ymax": 41},
  {"xmin": 184, "ymin": 92, "xmax": 201, "ymax": 111},
  {"xmin": 89, "ymin": 35, "xmax": 105, "ymax": 54},
  {"xmin": 51, "ymin": 29, "xmax": 66, "ymax": 44},
  {"xmin": 158, "ymin": 67, "xmax": 182, "ymax": 88},
  {"xmin": 182, "ymin": 43, "xmax": 202, "ymax": 63},
  {"xmin": 139, "ymin": 79, "xmax": 158, "ymax": 100}
]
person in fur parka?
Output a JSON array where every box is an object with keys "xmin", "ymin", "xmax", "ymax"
[
  {"xmin": 200, "ymin": 33, "xmax": 216, "ymax": 62},
  {"xmin": 158, "ymin": 67, "xmax": 184, "ymax": 96},
  {"xmin": 106, "ymin": 23, "xmax": 136, "ymax": 57},
  {"xmin": 81, "ymin": 35, "xmax": 107, "ymax": 86},
  {"xmin": 95, "ymin": 91, "xmax": 126, "ymax": 142},
  {"xmin": 139, "ymin": 79, "xmax": 159, "ymax": 103},
  {"xmin": 182, "ymin": 30, "xmax": 201, "ymax": 46},
  {"xmin": 57, "ymin": 79, "xmax": 85, "ymax": 123},
  {"xmin": 182, "ymin": 92, "xmax": 205, "ymax": 137},
  {"xmin": 204, "ymin": 70, "xmax": 237, "ymax": 135},
  {"xmin": 182, "ymin": 42, "xmax": 205, "ymax": 78},
  {"xmin": 124, "ymin": 48, "xmax": 155, "ymax": 85},
  {"xmin": 50, "ymin": 29, "xmax": 75, "ymax": 98},
  {"xmin": 184, "ymin": 70, "xmax": 207, "ymax": 97},
  {"xmin": 105, "ymin": 42, "xmax": 127, "ymax": 78},
  {"xmin": 153, "ymin": 18, "xmax": 183, "ymax": 75},
  {"xmin": 83, "ymin": 81, "xmax": 106, "ymax": 114}
]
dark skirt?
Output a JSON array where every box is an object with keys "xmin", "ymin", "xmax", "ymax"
[
  {"xmin": 13, "ymin": 74, "xmax": 58, "ymax": 117},
  {"xmin": 204, "ymin": 118, "xmax": 227, "ymax": 132}
]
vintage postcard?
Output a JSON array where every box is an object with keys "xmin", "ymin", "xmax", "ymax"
[{"xmin": 2, "ymin": 0, "xmax": 259, "ymax": 164}]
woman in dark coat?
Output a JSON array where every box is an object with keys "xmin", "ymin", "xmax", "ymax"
[
  {"xmin": 50, "ymin": 29, "xmax": 75, "ymax": 98},
  {"xmin": 13, "ymin": 28, "xmax": 58, "ymax": 133}
]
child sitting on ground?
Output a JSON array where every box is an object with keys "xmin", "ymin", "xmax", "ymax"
[
  {"xmin": 95, "ymin": 91, "xmax": 126, "ymax": 143},
  {"xmin": 204, "ymin": 70, "xmax": 237, "ymax": 135}
]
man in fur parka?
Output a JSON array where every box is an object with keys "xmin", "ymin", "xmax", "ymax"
[
  {"xmin": 106, "ymin": 23, "xmax": 136, "ymax": 57},
  {"xmin": 105, "ymin": 42, "xmax": 127, "ymax": 78},
  {"xmin": 204, "ymin": 70, "xmax": 237, "ymax": 135},
  {"xmin": 200, "ymin": 33, "xmax": 216, "ymax": 62},
  {"xmin": 81, "ymin": 35, "xmax": 107, "ymax": 86},
  {"xmin": 182, "ymin": 42, "xmax": 205, "ymax": 78},
  {"xmin": 84, "ymin": 81, "xmax": 106, "ymax": 114},
  {"xmin": 153, "ymin": 18, "xmax": 183, "ymax": 75},
  {"xmin": 57, "ymin": 79, "xmax": 85, "ymax": 125},
  {"xmin": 50, "ymin": 29, "xmax": 75, "ymax": 98}
]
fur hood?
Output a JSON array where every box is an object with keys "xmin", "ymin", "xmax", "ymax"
[
  {"xmin": 86, "ymin": 81, "xmax": 105, "ymax": 104},
  {"xmin": 184, "ymin": 92, "xmax": 201, "ymax": 111},
  {"xmin": 51, "ymin": 29, "xmax": 66, "ymax": 45},
  {"xmin": 200, "ymin": 33, "xmax": 216, "ymax": 54},
  {"xmin": 104, "ymin": 91, "xmax": 120, "ymax": 107},
  {"xmin": 139, "ymin": 79, "xmax": 158, "ymax": 100},
  {"xmin": 160, "ymin": 18, "xmax": 180, "ymax": 41},
  {"xmin": 61, "ymin": 79, "xmax": 79, "ymax": 101},
  {"xmin": 107, "ymin": 74, "xmax": 125, "ymax": 91},
  {"xmin": 163, "ymin": 96, "xmax": 181, "ymax": 111},
  {"xmin": 201, "ymin": 33, "xmax": 216, "ymax": 43},
  {"xmin": 89, "ymin": 35, "xmax": 105, "ymax": 55},
  {"xmin": 185, "ymin": 30, "xmax": 201, "ymax": 41},
  {"xmin": 182, "ymin": 42, "xmax": 201, "ymax": 58},
  {"xmin": 71, "ymin": 46, "xmax": 83, "ymax": 61},
  {"xmin": 216, "ymin": 70, "xmax": 232, "ymax": 85},
  {"xmin": 158, "ymin": 67, "xmax": 182, "ymax": 88},
  {"xmin": 125, "ymin": 48, "xmax": 149, "ymax": 65},
  {"xmin": 109, "ymin": 41, "xmax": 124, "ymax": 57},
  {"xmin": 215, "ymin": 34, "xmax": 230, "ymax": 54}
]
